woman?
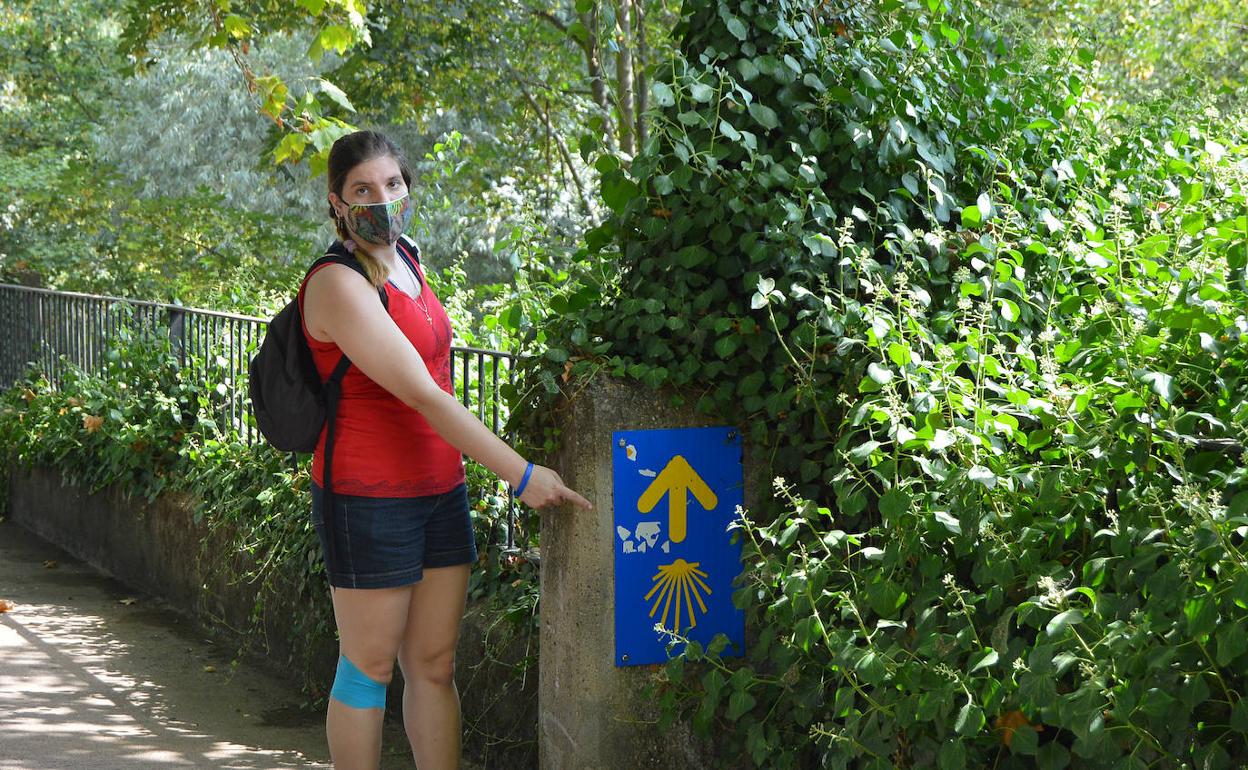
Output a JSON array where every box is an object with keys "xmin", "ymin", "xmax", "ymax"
[{"xmin": 299, "ymin": 129, "xmax": 591, "ymax": 769}]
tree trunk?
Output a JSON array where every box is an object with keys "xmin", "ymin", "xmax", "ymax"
[
  {"xmin": 581, "ymin": 5, "xmax": 617, "ymax": 152},
  {"xmin": 635, "ymin": 0, "xmax": 648, "ymax": 148},
  {"xmin": 615, "ymin": 0, "xmax": 636, "ymax": 157}
]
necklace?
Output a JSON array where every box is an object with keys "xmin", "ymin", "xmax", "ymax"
[
  {"xmin": 393, "ymin": 257, "xmax": 432, "ymax": 326},
  {"xmin": 415, "ymin": 290, "xmax": 432, "ymax": 326}
]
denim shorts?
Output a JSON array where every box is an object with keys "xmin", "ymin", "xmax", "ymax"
[{"xmin": 310, "ymin": 482, "xmax": 476, "ymax": 589}]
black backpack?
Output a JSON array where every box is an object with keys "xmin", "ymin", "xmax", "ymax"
[{"xmin": 248, "ymin": 236, "xmax": 422, "ymax": 500}]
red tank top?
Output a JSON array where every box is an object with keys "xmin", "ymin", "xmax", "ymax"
[{"xmin": 297, "ymin": 247, "xmax": 465, "ymax": 497}]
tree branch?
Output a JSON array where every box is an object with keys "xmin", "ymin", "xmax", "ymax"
[
  {"xmin": 530, "ymin": 8, "xmax": 571, "ymax": 35},
  {"xmin": 502, "ymin": 58, "xmax": 595, "ymax": 218}
]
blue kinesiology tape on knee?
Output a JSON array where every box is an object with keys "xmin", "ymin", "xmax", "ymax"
[{"xmin": 330, "ymin": 655, "xmax": 387, "ymax": 710}]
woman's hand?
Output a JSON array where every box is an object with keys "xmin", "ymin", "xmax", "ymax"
[{"xmin": 517, "ymin": 464, "xmax": 593, "ymax": 511}]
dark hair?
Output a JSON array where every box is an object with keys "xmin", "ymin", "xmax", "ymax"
[{"xmin": 325, "ymin": 130, "xmax": 414, "ymax": 285}]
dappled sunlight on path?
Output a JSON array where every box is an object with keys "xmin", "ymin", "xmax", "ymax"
[{"xmin": 0, "ymin": 521, "xmax": 332, "ymax": 769}]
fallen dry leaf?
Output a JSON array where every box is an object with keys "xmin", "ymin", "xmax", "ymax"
[
  {"xmin": 0, "ymin": 599, "xmax": 15, "ymax": 613},
  {"xmin": 42, "ymin": 560, "xmax": 58, "ymax": 569},
  {"xmin": 202, "ymin": 665, "xmax": 216, "ymax": 673},
  {"xmin": 82, "ymin": 414, "xmax": 104, "ymax": 433},
  {"xmin": 118, "ymin": 597, "xmax": 137, "ymax": 606},
  {"xmin": 995, "ymin": 709, "xmax": 1043, "ymax": 746}
]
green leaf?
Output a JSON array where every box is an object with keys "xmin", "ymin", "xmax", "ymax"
[
  {"xmin": 714, "ymin": 336, "xmax": 739, "ymax": 358},
  {"xmin": 317, "ymin": 79, "xmax": 355, "ymax": 113},
  {"xmin": 651, "ymin": 81, "xmax": 675, "ymax": 108},
  {"xmin": 968, "ymin": 465, "xmax": 996, "ymax": 489},
  {"xmin": 977, "ymin": 193, "xmax": 993, "ymax": 218},
  {"xmin": 879, "ymin": 487, "xmax": 911, "ymax": 517},
  {"xmin": 723, "ymin": 15, "xmax": 748, "ymax": 41},
  {"xmin": 938, "ymin": 741, "xmax": 966, "ymax": 770},
  {"xmin": 726, "ymin": 689, "xmax": 757, "ymax": 720},
  {"xmin": 997, "ymin": 298, "xmax": 1020, "ymax": 322},
  {"xmin": 968, "ymin": 648, "xmax": 998, "ymax": 674},
  {"xmin": 1046, "ymin": 609, "xmax": 1084, "ymax": 638},
  {"xmin": 887, "ymin": 342, "xmax": 911, "ymax": 367},
  {"xmin": 223, "ymin": 14, "xmax": 251, "ymax": 39},
  {"xmin": 855, "ymin": 650, "xmax": 886, "ymax": 684},
  {"xmin": 748, "ymin": 103, "xmax": 779, "ymax": 130},
  {"xmin": 719, "ymin": 120, "xmax": 742, "ymax": 142},
  {"xmin": 934, "ymin": 510, "xmax": 961, "ymax": 534},
  {"xmin": 314, "ymin": 23, "xmax": 354, "ymax": 56},
  {"xmin": 601, "ymin": 174, "xmax": 640, "ymax": 213},
  {"xmin": 567, "ymin": 20, "xmax": 590, "ymax": 44},
  {"xmin": 961, "ymin": 204, "xmax": 982, "ymax": 228},
  {"xmin": 955, "ymin": 701, "xmax": 984, "ymax": 736},
  {"xmin": 1231, "ymin": 698, "xmax": 1248, "ymax": 734},
  {"xmin": 1140, "ymin": 371, "xmax": 1173, "ymax": 402},
  {"xmin": 867, "ymin": 363, "xmax": 893, "ymax": 384},
  {"xmin": 1010, "ymin": 724, "xmax": 1039, "ymax": 755},
  {"xmin": 273, "ymin": 132, "xmax": 309, "ymax": 164},
  {"xmin": 738, "ymin": 58, "xmax": 760, "ymax": 81},
  {"xmin": 1184, "ymin": 596, "xmax": 1217, "ymax": 637},
  {"xmin": 1037, "ymin": 742, "xmax": 1071, "ymax": 769},
  {"xmin": 833, "ymin": 686, "xmax": 855, "ymax": 718},
  {"xmin": 848, "ymin": 442, "xmax": 881, "ymax": 463}
]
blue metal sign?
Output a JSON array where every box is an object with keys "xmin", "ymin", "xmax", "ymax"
[{"xmin": 613, "ymin": 426, "xmax": 745, "ymax": 666}]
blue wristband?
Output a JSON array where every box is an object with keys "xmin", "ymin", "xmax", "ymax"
[{"xmin": 514, "ymin": 462, "xmax": 535, "ymax": 497}]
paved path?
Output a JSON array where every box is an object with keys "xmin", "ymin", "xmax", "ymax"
[{"xmin": 0, "ymin": 520, "xmax": 462, "ymax": 769}]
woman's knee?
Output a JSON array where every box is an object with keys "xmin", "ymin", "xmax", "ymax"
[
  {"xmin": 340, "ymin": 649, "xmax": 397, "ymax": 685},
  {"xmin": 399, "ymin": 647, "xmax": 457, "ymax": 688}
]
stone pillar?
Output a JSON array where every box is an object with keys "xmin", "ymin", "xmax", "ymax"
[{"xmin": 539, "ymin": 376, "xmax": 759, "ymax": 769}]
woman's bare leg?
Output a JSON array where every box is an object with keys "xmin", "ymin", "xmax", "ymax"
[
  {"xmin": 327, "ymin": 585, "xmax": 413, "ymax": 770},
  {"xmin": 397, "ymin": 565, "xmax": 470, "ymax": 770}
]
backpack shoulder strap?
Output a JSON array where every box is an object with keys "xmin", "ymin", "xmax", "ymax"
[
  {"xmin": 307, "ymin": 242, "xmax": 388, "ymax": 310},
  {"xmin": 395, "ymin": 235, "xmax": 425, "ymax": 289},
  {"xmin": 397, "ymin": 234, "xmax": 422, "ymax": 265}
]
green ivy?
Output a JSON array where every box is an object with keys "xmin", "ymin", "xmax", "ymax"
[{"xmin": 509, "ymin": 0, "xmax": 1248, "ymax": 766}]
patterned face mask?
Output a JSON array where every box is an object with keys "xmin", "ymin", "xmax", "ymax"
[{"xmin": 342, "ymin": 193, "xmax": 413, "ymax": 245}]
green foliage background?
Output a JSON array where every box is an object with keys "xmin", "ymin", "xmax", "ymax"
[
  {"xmin": 3, "ymin": 0, "xmax": 1248, "ymax": 765},
  {"xmin": 507, "ymin": 0, "xmax": 1248, "ymax": 766}
]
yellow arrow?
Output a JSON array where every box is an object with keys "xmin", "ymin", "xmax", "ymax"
[{"xmin": 637, "ymin": 455, "xmax": 717, "ymax": 543}]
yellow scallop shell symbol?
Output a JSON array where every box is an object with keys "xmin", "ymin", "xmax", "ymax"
[{"xmin": 646, "ymin": 559, "xmax": 711, "ymax": 633}]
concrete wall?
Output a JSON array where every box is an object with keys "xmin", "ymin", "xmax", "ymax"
[
  {"xmin": 540, "ymin": 376, "xmax": 764, "ymax": 769},
  {"xmin": 6, "ymin": 465, "xmax": 538, "ymax": 768}
]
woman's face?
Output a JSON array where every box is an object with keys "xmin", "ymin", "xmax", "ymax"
[{"xmin": 329, "ymin": 154, "xmax": 408, "ymax": 220}]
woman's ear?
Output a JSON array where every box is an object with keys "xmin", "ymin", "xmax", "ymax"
[{"xmin": 328, "ymin": 192, "xmax": 346, "ymax": 218}]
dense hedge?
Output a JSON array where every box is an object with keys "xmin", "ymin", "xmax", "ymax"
[{"xmin": 513, "ymin": 0, "xmax": 1248, "ymax": 766}]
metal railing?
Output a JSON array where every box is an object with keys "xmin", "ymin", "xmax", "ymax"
[{"xmin": 0, "ymin": 283, "xmax": 521, "ymax": 546}]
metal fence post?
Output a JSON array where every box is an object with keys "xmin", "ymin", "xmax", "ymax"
[{"xmin": 168, "ymin": 306, "xmax": 187, "ymax": 368}]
